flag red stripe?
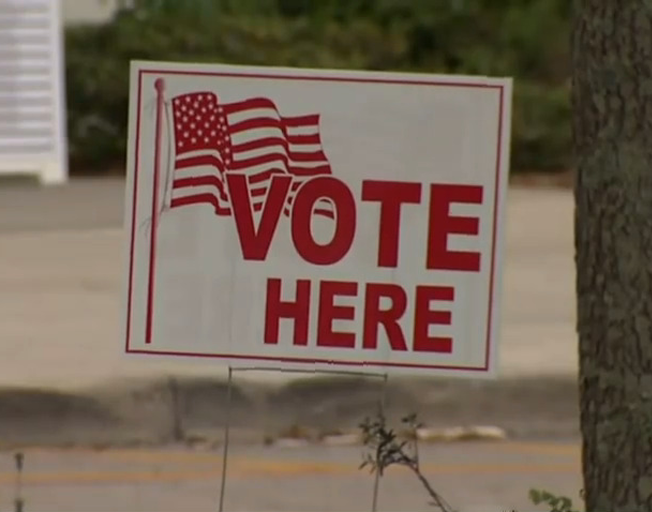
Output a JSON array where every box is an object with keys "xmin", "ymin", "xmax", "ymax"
[
  {"xmin": 172, "ymin": 175, "xmax": 280, "ymax": 199},
  {"xmin": 224, "ymin": 98, "xmax": 321, "ymax": 129},
  {"xmin": 229, "ymin": 117, "xmax": 319, "ymax": 135},
  {"xmin": 224, "ymin": 97, "xmax": 278, "ymax": 114},
  {"xmin": 228, "ymin": 117, "xmax": 321, "ymax": 145},
  {"xmin": 232, "ymin": 136, "xmax": 323, "ymax": 156},
  {"xmin": 287, "ymin": 133, "xmax": 321, "ymax": 145},
  {"xmin": 171, "ymin": 192, "xmax": 268, "ymax": 214},
  {"xmin": 172, "ymin": 173, "xmax": 284, "ymax": 200},
  {"xmin": 171, "ymin": 193, "xmax": 231, "ymax": 215},
  {"xmin": 173, "ymin": 176, "xmax": 228, "ymax": 201},
  {"xmin": 230, "ymin": 152, "xmax": 330, "ymax": 173},
  {"xmin": 228, "ymin": 117, "xmax": 289, "ymax": 135},
  {"xmin": 175, "ymin": 154, "xmax": 225, "ymax": 174},
  {"xmin": 229, "ymin": 116, "xmax": 321, "ymax": 136},
  {"xmin": 232, "ymin": 136, "xmax": 281, "ymax": 153},
  {"xmin": 232, "ymin": 138, "xmax": 328, "ymax": 165},
  {"xmin": 170, "ymin": 176, "xmax": 329, "ymax": 210},
  {"xmin": 283, "ymin": 114, "xmax": 320, "ymax": 127},
  {"xmin": 231, "ymin": 144, "xmax": 326, "ymax": 164}
]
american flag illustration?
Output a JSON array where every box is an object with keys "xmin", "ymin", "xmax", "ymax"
[{"xmin": 168, "ymin": 92, "xmax": 334, "ymax": 218}]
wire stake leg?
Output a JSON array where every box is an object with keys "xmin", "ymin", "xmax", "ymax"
[
  {"xmin": 371, "ymin": 373, "xmax": 389, "ymax": 512},
  {"xmin": 218, "ymin": 366, "xmax": 233, "ymax": 512}
]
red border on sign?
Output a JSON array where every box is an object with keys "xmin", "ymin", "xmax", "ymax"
[{"xmin": 125, "ymin": 68, "xmax": 506, "ymax": 372}]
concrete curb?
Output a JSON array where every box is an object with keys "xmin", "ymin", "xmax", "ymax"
[
  {"xmin": 416, "ymin": 426, "xmax": 508, "ymax": 443},
  {"xmin": 0, "ymin": 375, "xmax": 577, "ymax": 448},
  {"xmin": 269, "ymin": 426, "xmax": 508, "ymax": 448}
]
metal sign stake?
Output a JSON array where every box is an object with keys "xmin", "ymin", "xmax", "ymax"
[
  {"xmin": 218, "ymin": 366, "xmax": 233, "ymax": 512},
  {"xmin": 371, "ymin": 373, "xmax": 389, "ymax": 512},
  {"xmin": 216, "ymin": 367, "xmax": 388, "ymax": 512}
]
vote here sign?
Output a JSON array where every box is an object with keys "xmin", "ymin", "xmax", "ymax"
[{"xmin": 122, "ymin": 60, "xmax": 512, "ymax": 377}]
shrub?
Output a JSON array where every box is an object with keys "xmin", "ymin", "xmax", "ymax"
[{"xmin": 64, "ymin": 0, "xmax": 571, "ymax": 175}]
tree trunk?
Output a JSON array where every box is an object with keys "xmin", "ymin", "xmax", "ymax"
[{"xmin": 573, "ymin": 1, "xmax": 652, "ymax": 511}]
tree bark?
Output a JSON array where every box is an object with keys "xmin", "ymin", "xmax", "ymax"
[{"xmin": 573, "ymin": 1, "xmax": 652, "ymax": 511}]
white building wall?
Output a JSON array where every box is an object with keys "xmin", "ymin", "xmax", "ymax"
[
  {"xmin": 0, "ymin": 0, "xmax": 68, "ymax": 184},
  {"xmin": 62, "ymin": 0, "xmax": 122, "ymax": 25}
]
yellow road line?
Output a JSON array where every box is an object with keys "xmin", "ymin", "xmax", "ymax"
[
  {"xmin": 97, "ymin": 443, "xmax": 581, "ymax": 465},
  {"xmin": 0, "ymin": 468, "xmax": 224, "ymax": 485},
  {"xmin": 237, "ymin": 460, "xmax": 579, "ymax": 476},
  {"xmin": 20, "ymin": 441, "xmax": 581, "ymax": 465},
  {"xmin": 98, "ymin": 449, "xmax": 221, "ymax": 464},
  {"xmin": 497, "ymin": 442, "xmax": 580, "ymax": 456}
]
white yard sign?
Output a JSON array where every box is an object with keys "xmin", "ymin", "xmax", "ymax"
[{"xmin": 122, "ymin": 60, "xmax": 512, "ymax": 377}]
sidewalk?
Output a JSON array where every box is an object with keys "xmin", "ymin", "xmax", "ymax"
[{"xmin": 0, "ymin": 179, "xmax": 576, "ymax": 390}]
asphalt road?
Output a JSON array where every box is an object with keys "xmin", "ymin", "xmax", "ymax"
[{"xmin": 0, "ymin": 441, "xmax": 581, "ymax": 512}]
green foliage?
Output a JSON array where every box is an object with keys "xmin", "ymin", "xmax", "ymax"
[
  {"xmin": 64, "ymin": 0, "xmax": 571, "ymax": 174},
  {"xmin": 529, "ymin": 489, "xmax": 581, "ymax": 512},
  {"xmin": 512, "ymin": 82, "xmax": 571, "ymax": 172},
  {"xmin": 359, "ymin": 410, "xmax": 456, "ymax": 511}
]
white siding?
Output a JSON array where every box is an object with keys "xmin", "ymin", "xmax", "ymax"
[{"xmin": 0, "ymin": 0, "xmax": 67, "ymax": 183}]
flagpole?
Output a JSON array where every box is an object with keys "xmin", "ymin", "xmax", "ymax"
[{"xmin": 146, "ymin": 77, "xmax": 166, "ymax": 344}]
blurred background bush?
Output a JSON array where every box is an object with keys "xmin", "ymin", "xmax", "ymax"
[{"xmin": 64, "ymin": 0, "xmax": 571, "ymax": 175}]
